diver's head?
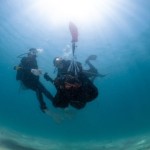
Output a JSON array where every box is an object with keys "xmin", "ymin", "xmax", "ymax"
[
  {"xmin": 53, "ymin": 57, "xmax": 63, "ymax": 68},
  {"xmin": 28, "ymin": 48, "xmax": 38, "ymax": 57},
  {"xmin": 17, "ymin": 48, "xmax": 41, "ymax": 58}
]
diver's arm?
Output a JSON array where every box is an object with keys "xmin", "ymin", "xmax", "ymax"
[
  {"xmin": 44, "ymin": 73, "xmax": 54, "ymax": 83},
  {"xmin": 31, "ymin": 69, "xmax": 42, "ymax": 76}
]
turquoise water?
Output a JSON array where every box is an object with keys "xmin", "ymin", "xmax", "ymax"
[{"xmin": 0, "ymin": 0, "xmax": 150, "ymax": 144}]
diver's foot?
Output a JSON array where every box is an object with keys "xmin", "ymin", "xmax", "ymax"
[
  {"xmin": 44, "ymin": 109, "xmax": 65, "ymax": 123},
  {"xmin": 40, "ymin": 105, "xmax": 48, "ymax": 113},
  {"xmin": 85, "ymin": 55, "xmax": 97, "ymax": 64}
]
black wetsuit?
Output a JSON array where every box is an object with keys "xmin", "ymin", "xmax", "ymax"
[
  {"xmin": 52, "ymin": 60, "xmax": 98, "ymax": 109},
  {"xmin": 16, "ymin": 55, "xmax": 53, "ymax": 111}
]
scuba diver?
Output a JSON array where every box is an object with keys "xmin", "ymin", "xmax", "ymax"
[
  {"xmin": 14, "ymin": 48, "xmax": 54, "ymax": 113},
  {"xmin": 44, "ymin": 56, "xmax": 99, "ymax": 109}
]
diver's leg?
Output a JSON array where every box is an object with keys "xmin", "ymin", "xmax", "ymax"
[
  {"xmin": 35, "ymin": 88, "xmax": 47, "ymax": 112},
  {"xmin": 87, "ymin": 85, "xmax": 98, "ymax": 102},
  {"xmin": 69, "ymin": 89, "xmax": 86, "ymax": 109},
  {"xmin": 86, "ymin": 60, "xmax": 98, "ymax": 73},
  {"xmin": 37, "ymin": 82, "xmax": 54, "ymax": 102},
  {"xmin": 86, "ymin": 57, "xmax": 106, "ymax": 78},
  {"xmin": 53, "ymin": 92, "xmax": 69, "ymax": 108},
  {"xmin": 83, "ymin": 79, "xmax": 98, "ymax": 102}
]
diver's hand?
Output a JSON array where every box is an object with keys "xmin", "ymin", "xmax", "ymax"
[
  {"xmin": 44, "ymin": 73, "xmax": 54, "ymax": 83},
  {"xmin": 44, "ymin": 73, "xmax": 50, "ymax": 81},
  {"xmin": 31, "ymin": 69, "xmax": 42, "ymax": 76}
]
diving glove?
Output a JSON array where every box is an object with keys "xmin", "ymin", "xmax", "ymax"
[{"xmin": 44, "ymin": 73, "xmax": 54, "ymax": 83}]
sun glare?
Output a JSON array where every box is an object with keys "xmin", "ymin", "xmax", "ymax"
[
  {"xmin": 28, "ymin": 0, "xmax": 143, "ymax": 31},
  {"xmin": 31, "ymin": 0, "xmax": 115, "ymax": 24}
]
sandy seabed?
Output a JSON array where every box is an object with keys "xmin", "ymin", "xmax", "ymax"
[{"xmin": 0, "ymin": 127, "xmax": 150, "ymax": 150}]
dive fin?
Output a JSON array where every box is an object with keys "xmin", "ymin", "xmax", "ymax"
[{"xmin": 85, "ymin": 55, "xmax": 97, "ymax": 64}]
